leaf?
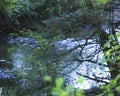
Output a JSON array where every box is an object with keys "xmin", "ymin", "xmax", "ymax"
[
  {"xmin": 76, "ymin": 89, "xmax": 85, "ymax": 96},
  {"xmin": 61, "ymin": 91, "xmax": 69, "ymax": 96},
  {"xmin": 55, "ymin": 78, "xmax": 64, "ymax": 87},
  {"xmin": 78, "ymin": 77, "xmax": 84, "ymax": 84},
  {"xmin": 116, "ymin": 33, "xmax": 120, "ymax": 38},
  {"xmin": 100, "ymin": 86, "xmax": 106, "ymax": 90},
  {"xmin": 95, "ymin": 0, "xmax": 109, "ymax": 4},
  {"xmin": 116, "ymin": 56, "xmax": 120, "ymax": 60},
  {"xmin": 44, "ymin": 76, "xmax": 52, "ymax": 82},
  {"xmin": 106, "ymin": 50, "xmax": 111, "ymax": 55},
  {"xmin": 108, "ymin": 93, "xmax": 114, "ymax": 96},
  {"xmin": 103, "ymin": 42, "xmax": 110, "ymax": 49},
  {"xmin": 116, "ymin": 86, "xmax": 120, "ymax": 93},
  {"xmin": 106, "ymin": 85, "xmax": 111, "ymax": 92},
  {"xmin": 66, "ymin": 85, "xmax": 72, "ymax": 93}
]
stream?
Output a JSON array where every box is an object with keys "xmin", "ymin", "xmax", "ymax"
[{"xmin": 0, "ymin": 33, "xmax": 110, "ymax": 90}]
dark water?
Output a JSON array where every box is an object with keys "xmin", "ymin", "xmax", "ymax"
[
  {"xmin": 0, "ymin": 33, "xmax": 16, "ymax": 89},
  {"xmin": 0, "ymin": 34, "xmax": 10, "ymax": 61}
]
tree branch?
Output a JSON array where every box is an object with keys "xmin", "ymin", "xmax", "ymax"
[
  {"xmin": 77, "ymin": 72, "xmax": 109, "ymax": 84},
  {"xmin": 74, "ymin": 58, "xmax": 108, "ymax": 67}
]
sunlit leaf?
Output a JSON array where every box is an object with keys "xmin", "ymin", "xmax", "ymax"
[
  {"xmin": 106, "ymin": 85, "xmax": 111, "ymax": 92},
  {"xmin": 108, "ymin": 93, "xmax": 114, "ymax": 96},
  {"xmin": 44, "ymin": 76, "xmax": 52, "ymax": 82},
  {"xmin": 56, "ymin": 78, "xmax": 64, "ymax": 87},
  {"xmin": 78, "ymin": 77, "xmax": 84, "ymax": 84},
  {"xmin": 116, "ymin": 56, "xmax": 120, "ymax": 60},
  {"xmin": 95, "ymin": 0, "xmax": 109, "ymax": 4},
  {"xmin": 100, "ymin": 86, "xmax": 106, "ymax": 90}
]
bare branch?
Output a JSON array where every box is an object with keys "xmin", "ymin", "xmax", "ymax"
[
  {"xmin": 77, "ymin": 72, "xmax": 109, "ymax": 84},
  {"xmin": 73, "ymin": 58, "xmax": 108, "ymax": 67}
]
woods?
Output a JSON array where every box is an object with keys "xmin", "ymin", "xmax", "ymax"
[{"xmin": 0, "ymin": 0, "xmax": 120, "ymax": 96}]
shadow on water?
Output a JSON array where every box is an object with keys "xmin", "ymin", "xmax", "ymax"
[
  {"xmin": 0, "ymin": 33, "xmax": 16, "ymax": 88},
  {"xmin": 0, "ymin": 33, "xmax": 10, "ymax": 61}
]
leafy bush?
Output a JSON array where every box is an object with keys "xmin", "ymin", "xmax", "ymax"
[
  {"xmin": 0, "ymin": 0, "xmax": 17, "ymax": 13},
  {"xmin": 45, "ymin": 76, "xmax": 85, "ymax": 96},
  {"xmin": 99, "ymin": 33, "xmax": 120, "ymax": 96},
  {"xmin": 98, "ymin": 74, "xmax": 120, "ymax": 96}
]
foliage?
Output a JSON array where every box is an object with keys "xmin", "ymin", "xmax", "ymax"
[
  {"xmin": 10, "ymin": 0, "xmax": 45, "ymax": 16},
  {"xmin": 98, "ymin": 33, "xmax": 120, "ymax": 96},
  {"xmin": 103, "ymin": 33, "xmax": 120, "ymax": 69},
  {"xmin": 0, "ymin": 0, "xmax": 17, "ymax": 13},
  {"xmin": 93, "ymin": 0, "xmax": 109, "ymax": 4},
  {"xmin": 8, "ymin": 27, "xmax": 86, "ymax": 96},
  {"xmin": 1, "ymin": 0, "xmax": 119, "ymax": 96},
  {"xmin": 98, "ymin": 74, "xmax": 120, "ymax": 96},
  {"xmin": 8, "ymin": 0, "xmax": 80, "ymax": 18},
  {"xmin": 0, "ymin": 0, "xmax": 110, "ymax": 18},
  {"xmin": 45, "ymin": 76, "xmax": 85, "ymax": 96},
  {"xmin": 8, "ymin": 29, "xmax": 59, "ymax": 95}
]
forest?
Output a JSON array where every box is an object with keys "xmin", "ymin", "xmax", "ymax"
[{"xmin": 0, "ymin": 0, "xmax": 120, "ymax": 96}]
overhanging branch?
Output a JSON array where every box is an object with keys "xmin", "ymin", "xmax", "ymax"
[
  {"xmin": 77, "ymin": 72, "xmax": 109, "ymax": 84},
  {"xmin": 74, "ymin": 58, "xmax": 108, "ymax": 67}
]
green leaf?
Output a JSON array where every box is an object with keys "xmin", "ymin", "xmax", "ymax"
[
  {"xmin": 61, "ymin": 91, "xmax": 69, "ymax": 96},
  {"xmin": 106, "ymin": 85, "xmax": 111, "ymax": 92},
  {"xmin": 116, "ymin": 33, "xmax": 120, "ymax": 38},
  {"xmin": 108, "ymin": 93, "xmax": 114, "ymax": 96},
  {"xmin": 78, "ymin": 77, "xmax": 84, "ymax": 84},
  {"xmin": 66, "ymin": 85, "xmax": 72, "ymax": 92},
  {"xmin": 55, "ymin": 78, "xmax": 64, "ymax": 87},
  {"xmin": 44, "ymin": 76, "xmax": 52, "ymax": 82},
  {"xmin": 116, "ymin": 86, "xmax": 120, "ymax": 93},
  {"xmin": 116, "ymin": 56, "xmax": 120, "ymax": 60},
  {"xmin": 103, "ymin": 42, "xmax": 110, "ymax": 49},
  {"xmin": 95, "ymin": 0, "xmax": 108, "ymax": 4},
  {"xmin": 76, "ymin": 89, "xmax": 85, "ymax": 96},
  {"xmin": 100, "ymin": 86, "xmax": 106, "ymax": 90}
]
